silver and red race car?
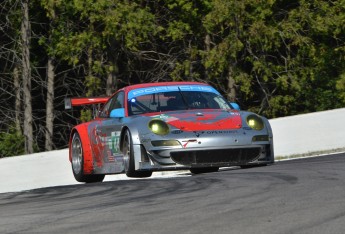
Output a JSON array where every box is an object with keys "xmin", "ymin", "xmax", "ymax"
[{"xmin": 65, "ymin": 81, "xmax": 274, "ymax": 182}]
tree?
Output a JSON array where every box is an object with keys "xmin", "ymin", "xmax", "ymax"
[
  {"xmin": 202, "ymin": 0, "xmax": 345, "ymax": 117},
  {"xmin": 0, "ymin": 1, "xmax": 21, "ymax": 133},
  {"xmin": 40, "ymin": 0, "xmax": 58, "ymax": 151},
  {"xmin": 1, "ymin": 0, "xmax": 345, "ymax": 157},
  {"xmin": 151, "ymin": 0, "xmax": 212, "ymax": 82},
  {"xmin": 21, "ymin": 0, "xmax": 34, "ymax": 154}
]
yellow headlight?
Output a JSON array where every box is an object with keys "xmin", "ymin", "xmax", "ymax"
[
  {"xmin": 148, "ymin": 119, "xmax": 170, "ymax": 135},
  {"xmin": 246, "ymin": 115, "xmax": 264, "ymax": 130}
]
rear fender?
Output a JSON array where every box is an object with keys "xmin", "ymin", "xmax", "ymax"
[{"xmin": 69, "ymin": 125, "xmax": 94, "ymax": 175}]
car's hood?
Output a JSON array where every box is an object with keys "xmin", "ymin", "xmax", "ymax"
[{"xmin": 147, "ymin": 109, "xmax": 242, "ymax": 131}]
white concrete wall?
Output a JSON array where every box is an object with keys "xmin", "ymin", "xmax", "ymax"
[
  {"xmin": 0, "ymin": 149, "xmax": 74, "ymax": 193},
  {"xmin": 1, "ymin": 108, "xmax": 344, "ymax": 193},
  {"xmin": 269, "ymin": 108, "xmax": 345, "ymax": 157}
]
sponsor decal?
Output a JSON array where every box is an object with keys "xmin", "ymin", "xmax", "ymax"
[
  {"xmin": 205, "ymin": 130, "xmax": 239, "ymax": 134},
  {"xmin": 193, "ymin": 130, "xmax": 238, "ymax": 137},
  {"xmin": 182, "ymin": 139, "xmax": 198, "ymax": 148},
  {"xmin": 128, "ymin": 85, "xmax": 220, "ymax": 99},
  {"xmin": 229, "ymin": 111, "xmax": 241, "ymax": 116},
  {"xmin": 108, "ymin": 131, "xmax": 120, "ymax": 154},
  {"xmin": 193, "ymin": 131, "xmax": 205, "ymax": 137},
  {"xmin": 171, "ymin": 129, "xmax": 184, "ymax": 134},
  {"xmin": 156, "ymin": 114, "xmax": 170, "ymax": 120},
  {"xmin": 151, "ymin": 114, "xmax": 179, "ymax": 122},
  {"xmin": 106, "ymin": 150, "xmax": 115, "ymax": 162}
]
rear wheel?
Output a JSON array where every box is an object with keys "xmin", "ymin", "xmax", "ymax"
[
  {"xmin": 190, "ymin": 167, "xmax": 219, "ymax": 174},
  {"xmin": 123, "ymin": 129, "xmax": 152, "ymax": 178},
  {"xmin": 71, "ymin": 132, "xmax": 105, "ymax": 183}
]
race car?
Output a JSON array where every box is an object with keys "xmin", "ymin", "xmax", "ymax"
[{"xmin": 65, "ymin": 81, "xmax": 274, "ymax": 182}]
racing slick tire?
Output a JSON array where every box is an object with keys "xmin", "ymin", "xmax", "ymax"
[
  {"xmin": 190, "ymin": 167, "xmax": 219, "ymax": 174},
  {"xmin": 71, "ymin": 132, "xmax": 105, "ymax": 183},
  {"xmin": 123, "ymin": 129, "xmax": 152, "ymax": 178}
]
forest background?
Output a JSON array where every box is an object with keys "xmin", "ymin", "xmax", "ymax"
[{"xmin": 1, "ymin": 0, "xmax": 345, "ymax": 157}]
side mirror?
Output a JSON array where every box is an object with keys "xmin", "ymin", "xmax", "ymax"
[
  {"xmin": 229, "ymin": 102, "xmax": 240, "ymax": 111},
  {"xmin": 110, "ymin": 108, "xmax": 125, "ymax": 118}
]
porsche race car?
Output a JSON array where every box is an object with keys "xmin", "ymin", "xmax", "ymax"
[{"xmin": 65, "ymin": 82, "xmax": 274, "ymax": 182}]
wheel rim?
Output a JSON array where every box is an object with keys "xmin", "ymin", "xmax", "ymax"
[
  {"xmin": 123, "ymin": 132, "xmax": 130, "ymax": 172},
  {"xmin": 72, "ymin": 135, "xmax": 83, "ymax": 175}
]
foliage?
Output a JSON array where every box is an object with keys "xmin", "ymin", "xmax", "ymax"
[
  {"xmin": 199, "ymin": 0, "xmax": 345, "ymax": 117},
  {"xmin": 80, "ymin": 109, "xmax": 92, "ymax": 123},
  {"xmin": 1, "ymin": 0, "xmax": 345, "ymax": 155},
  {"xmin": 0, "ymin": 126, "xmax": 25, "ymax": 158}
]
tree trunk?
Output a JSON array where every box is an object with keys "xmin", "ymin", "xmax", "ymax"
[
  {"xmin": 106, "ymin": 72, "xmax": 114, "ymax": 96},
  {"xmin": 21, "ymin": 0, "xmax": 33, "ymax": 154},
  {"xmin": 45, "ymin": 57, "xmax": 54, "ymax": 151},
  {"xmin": 106, "ymin": 61, "xmax": 118, "ymax": 95},
  {"xmin": 13, "ymin": 66, "xmax": 21, "ymax": 133},
  {"xmin": 227, "ymin": 64, "xmax": 236, "ymax": 102},
  {"xmin": 86, "ymin": 46, "xmax": 94, "ymax": 97},
  {"xmin": 204, "ymin": 34, "xmax": 211, "ymax": 81},
  {"xmin": 45, "ymin": 5, "xmax": 56, "ymax": 151}
]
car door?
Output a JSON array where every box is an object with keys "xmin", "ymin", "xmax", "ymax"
[{"xmin": 91, "ymin": 91, "xmax": 125, "ymax": 173}]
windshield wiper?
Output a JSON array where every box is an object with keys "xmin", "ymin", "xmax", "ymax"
[{"xmin": 178, "ymin": 87, "xmax": 191, "ymax": 110}]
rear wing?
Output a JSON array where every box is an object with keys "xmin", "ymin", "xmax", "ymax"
[{"xmin": 64, "ymin": 97, "xmax": 110, "ymax": 109}]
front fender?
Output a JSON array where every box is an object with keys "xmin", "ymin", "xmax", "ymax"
[
  {"xmin": 262, "ymin": 117, "xmax": 273, "ymax": 138},
  {"xmin": 119, "ymin": 120, "xmax": 150, "ymax": 171}
]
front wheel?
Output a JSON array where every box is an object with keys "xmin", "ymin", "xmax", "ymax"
[
  {"xmin": 71, "ymin": 132, "xmax": 105, "ymax": 183},
  {"xmin": 123, "ymin": 129, "xmax": 152, "ymax": 178},
  {"xmin": 190, "ymin": 167, "xmax": 219, "ymax": 174}
]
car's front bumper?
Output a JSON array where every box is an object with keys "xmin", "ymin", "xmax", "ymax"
[{"xmin": 135, "ymin": 143, "xmax": 273, "ymax": 171}]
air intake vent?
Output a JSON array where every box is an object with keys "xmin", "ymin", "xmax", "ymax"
[{"xmin": 170, "ymin": 148, "xmax": 261, "ymax": 166}]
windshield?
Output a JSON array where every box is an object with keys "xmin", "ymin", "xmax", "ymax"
[{"xmin": 128, "ymin": 90, "xmax": 231, "ymax": 116}]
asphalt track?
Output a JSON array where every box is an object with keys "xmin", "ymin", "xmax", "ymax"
[{"xmin": 0, "ymin": 153, "xmax": 344, "ymax": 234}]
